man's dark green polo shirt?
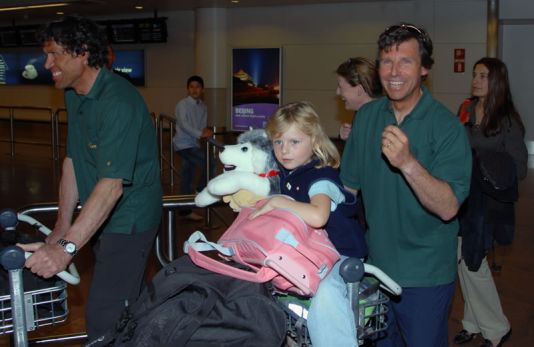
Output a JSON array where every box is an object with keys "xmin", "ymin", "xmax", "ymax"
[
  {"xmin": 340, "ymin": 86, "xmax": 472, "ymax": 287},
  {"xmin": 65, "ymin": 68, "xmax": 162, "ymax": 235}
]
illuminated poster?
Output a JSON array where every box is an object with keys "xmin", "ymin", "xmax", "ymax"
[{"xmin": 231, "ymin": 48, "xmax": 281, "ymax": 131}]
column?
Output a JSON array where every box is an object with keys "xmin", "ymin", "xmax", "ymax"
[{"xmin": 195, "ymin": 7, "xmax": 228, "ymax": 128}]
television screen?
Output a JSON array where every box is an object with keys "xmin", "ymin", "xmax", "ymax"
[
  {"xmin": 110, "ymin": 49, "xmax": 145, "ymax": 86},
  {"xmin": 0, "ymin": 51, "xmax": 50, "ymax": 85},
  {"xmin": 0, "ymin": 49, "xmax": 145, "ymax": 86}
]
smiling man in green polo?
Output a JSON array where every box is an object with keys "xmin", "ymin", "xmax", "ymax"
[
  {"xmin": 20, "ymin": 16, "xmax": 162, "ymax": 340},
  {"xmin": 340, "ymin": 23, "xmax": 471, "ymax": 346}
]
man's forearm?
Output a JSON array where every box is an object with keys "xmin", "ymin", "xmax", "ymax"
[
  {"xmin": 401, "ymin": 159, "xmax": 459, "ymax": 221},
  {"xmin": 52, "ymin": 158, "xmax": 79, "ymax": 239},
  {"xmin": 63, "ymin": 178, "xmax": 123, "ymax": 249}
]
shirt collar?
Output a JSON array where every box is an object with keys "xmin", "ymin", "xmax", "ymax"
[
  {"xmin": 186, "ymin": 95, "xmax": 202, "ymax": 105},
  {"xmin": 277, "ymin": 158, "xmax": 320, "ymax": 179},
  {"xmin": 84, "ymin": 67, "xmax": 108, "ymax": 100},
  {"xmin": 382, "ymin": 85, "xmax": 433, "ymax": 123}
]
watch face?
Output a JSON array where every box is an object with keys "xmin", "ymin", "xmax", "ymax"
[{"xmin": 65, "ymin": 243, "xmax": 76, "ymax": 253}]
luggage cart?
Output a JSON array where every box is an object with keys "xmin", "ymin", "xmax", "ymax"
[
  {"xmin": 280, "ymin": 257, "xmax": 402, "ymax": 346},
  {"xmin": 0, "ymin": 209, "xmax": 80, "ymax": 347}
]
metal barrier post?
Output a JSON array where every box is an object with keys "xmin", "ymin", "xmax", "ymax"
[
  {"xmin": 9, "ymin": 107, "xmax": 15, "ymax": 157},
  {"xmin": 166, "ymin": 209, "xmax": 176, "ymax": 260},
  {"xmin": 158, "ymin": 114, "xmax": 164, "ymax": 176},
  {"xmin": 50, "ymin": 109, "xmax": 56, "ymax": 160},
  {"xmin": 169, "ymin": 121, "xmax": 175, "ymax": 187},
  {"xmin": 205, "ymin": 137, "xmax": 212, "ymax": 227},
  {"xmin": 158, "ymin": 113, "xmax": 179, "ymax": 188}
]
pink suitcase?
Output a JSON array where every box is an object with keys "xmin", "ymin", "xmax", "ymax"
[{"xmin": 184, "ymin": 199, "xmax": 340, "ymax": 296}]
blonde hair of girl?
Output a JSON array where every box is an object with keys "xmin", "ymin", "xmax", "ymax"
[{"xmin": 266, "ymin": 101, "xmax": 340, "ymax": 168}]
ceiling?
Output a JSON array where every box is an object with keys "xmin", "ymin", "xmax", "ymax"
[{"xmin": 0, "ymin": 0, "xmax": 377, "ymax": 24}]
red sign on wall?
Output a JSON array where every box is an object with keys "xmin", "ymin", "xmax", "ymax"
[{"xmin": 454, "ymin": 48, "xmax": 465, "ymax": 73}]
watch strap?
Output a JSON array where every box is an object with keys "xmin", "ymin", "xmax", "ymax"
[{"xmin": 57, "ymin": 238, "xmax": 77, "ymax": 256}]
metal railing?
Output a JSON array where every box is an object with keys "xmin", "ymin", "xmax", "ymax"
[
  {"xmin": 52, "ymin": 108, "xmax": 67, "ymax": 161},
  {"xmin": 16, "ymin": 195, "xmax": 228, "ymax": 267},
  {"xmin": 155, "ymin": 113, "xmax": 179, "ymax": 187},
  {"xmin": 0, "ymin": 106, "xmax": 56, "ymax": 159}
]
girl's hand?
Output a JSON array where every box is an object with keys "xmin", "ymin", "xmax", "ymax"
[{"xmin": 248, "ymin": 196, "xmax": 290, "ymax": 220}]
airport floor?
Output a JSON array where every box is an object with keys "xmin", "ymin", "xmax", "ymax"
[{"xmin": 0, "ymin": 121, "xmax": 533, "ymax": 346}]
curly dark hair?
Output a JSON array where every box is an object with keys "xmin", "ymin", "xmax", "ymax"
[
  {"xmin": 37, "ymin": 16, "xmax": 108, "ymax": 68},
  {"xmin": 377, "ymin": 23, "xmax": 434, "ymax": 70}
]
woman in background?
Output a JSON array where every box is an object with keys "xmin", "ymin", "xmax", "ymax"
[
  {"xmin": 335, "ymin": 57, "xmax": 382, "ymax": 140},
  {"xmin": 455, "ymin": 57, "xmax": 527, "ymax": 347}
]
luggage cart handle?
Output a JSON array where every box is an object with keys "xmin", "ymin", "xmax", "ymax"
[
  {"xmin": 16, "ymin": 214, "xmax": 80, "ymax": 285},
  {"xmin": 0, "ymin": 210, "xmax": 80, "ymax": 285},
  {"xmin": 23, "ymin": 251, "xmax": 80, "ymax": 285},
  {"xmin": 339, "ymin": 258, "xmax": 402, "ymax": 296},
  {"xmin": 364, "ymin": 263, "xmax": 402, "ymax": 296}
]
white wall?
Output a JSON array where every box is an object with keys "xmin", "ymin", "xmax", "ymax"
[
  {"xmin": 500, "ymin": 0, "xmax": 534, "ymax": 19},
  {"xmin": 500, "ymin": 0, "xmax": 534, "ymax": 153}
]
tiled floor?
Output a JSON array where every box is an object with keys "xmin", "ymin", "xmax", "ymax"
[{"xmin": 0, "ymin": 122, "xmax": 533, "ymax": 346}]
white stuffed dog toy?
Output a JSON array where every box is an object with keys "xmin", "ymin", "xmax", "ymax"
[{"xmin": 195, "ymin": 129, "xmax": 280, "ymax": 211}]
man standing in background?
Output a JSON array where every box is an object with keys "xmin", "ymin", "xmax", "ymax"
[{"xmin": 173, "ymin": 75, "xmax": 213, "ymax": 221}]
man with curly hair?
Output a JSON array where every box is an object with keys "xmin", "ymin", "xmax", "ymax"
[{"xmin": 19, "ymin": 16, "xmax": 162, "ymax": 339}]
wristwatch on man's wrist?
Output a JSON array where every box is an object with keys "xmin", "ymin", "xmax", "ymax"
[{"xmin": 57, "ymin": 239, "xmax": 78, "ymax": 256}]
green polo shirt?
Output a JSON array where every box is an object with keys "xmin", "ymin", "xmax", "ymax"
[
  {"xmin": 65, "ymin": 68, "xmax": 162, "ymax": 235},
  {"xmin": 340, "ymin": 86, "xmax": 471, "ymax": 287}
]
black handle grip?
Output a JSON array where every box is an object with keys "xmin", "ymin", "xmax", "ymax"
[
  {"xmin": 339, "ymin": 257, "xmax": 365, "ymax": 284},
  {"xmin": 0, "ymin": 209, "xmax": 18, "ymax": 231},
  {"xmin": 0, "ymin": 246, "xmax": 26, "ymax": 271}
]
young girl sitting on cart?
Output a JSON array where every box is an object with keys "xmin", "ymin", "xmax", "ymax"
[{"xmin": 249, "ymin": 101, "xmax": 368, "ymax": 347}]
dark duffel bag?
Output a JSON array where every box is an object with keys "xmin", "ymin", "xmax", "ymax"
[{"xmin": 86, "ymin": 256, "xmax": 286, "ymax": 347}]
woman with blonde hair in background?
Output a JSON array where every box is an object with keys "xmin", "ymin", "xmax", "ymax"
[{"xmin": 336, "ymin": 57, "xmax": 382, "ymax": 140}]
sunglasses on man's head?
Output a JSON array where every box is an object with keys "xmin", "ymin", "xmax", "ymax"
[{"xmin": 384, "ymin": 24, "xmax": 428, "ymax": 43}]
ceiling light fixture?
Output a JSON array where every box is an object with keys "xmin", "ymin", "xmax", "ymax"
[
  {"xmin": 0, "ymin": 3, "xmax": 69, "ymax": 12},
  {"xmin": 135, "ymin": 5, "xmax": 144, "ymax": 10},
  {"xmin": 231, "ymin": 0, "xmax": 240, "ymax": 3}
]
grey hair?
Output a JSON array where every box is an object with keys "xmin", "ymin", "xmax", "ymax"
[{"xmin": 237, "ymin": 129, "xmax": 280, "ymax": 194}]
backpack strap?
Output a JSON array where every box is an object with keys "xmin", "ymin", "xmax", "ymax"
[{"xmin": 184, "ymin": 230, "xmax": 234, "ymax": 256}]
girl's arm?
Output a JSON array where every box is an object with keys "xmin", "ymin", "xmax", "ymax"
[{"xmin": 249, "ymin": 194, "xmax": 331, "ymax": 228}]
